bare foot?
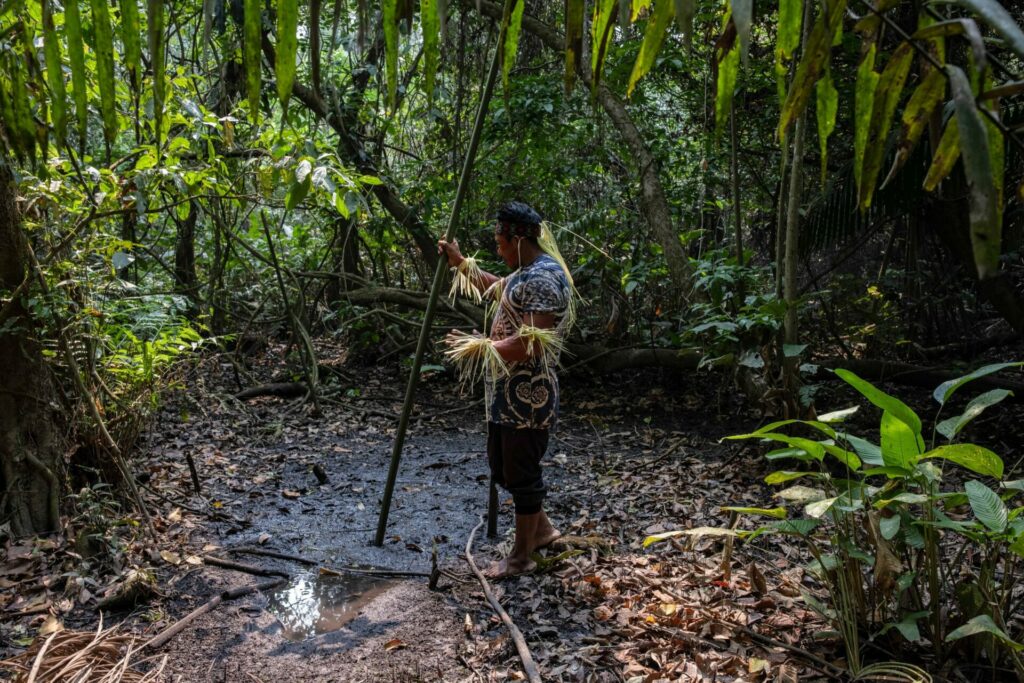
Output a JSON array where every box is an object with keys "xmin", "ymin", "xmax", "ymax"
[
  {"xmin": 482, "ymin": 556, "xmax": 536, "ymax": 579},
  {"xmin": 533, "ymin": 527, "xmax": 561, "ymax": 551}
]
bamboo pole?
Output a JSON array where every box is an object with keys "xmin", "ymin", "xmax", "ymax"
[{"xmin": 375, "ymin": 3, "xmax": 510, "ymax": 546}]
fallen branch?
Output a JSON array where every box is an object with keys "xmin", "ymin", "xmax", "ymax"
[
  {"xmin": 465, "ymin": 517, "xmax": 542, "ymax": 683},
  {"xmin": 710, "ymin": 617, "xmax": 846, "ymax": 678},
  {"xmin": 234, "ymin": 382, "xmax": 308, "ymax": 401},
  {"xmin": 227, "ymin": 547, "xmax": 431, "ymax": 577},
  {"xmin": 201, "ymin": 555, "xmax": 290, "ymax": 578},
  {"xmin": 145, "ymin": 578, "xmax": 285, "ymax": 651}
]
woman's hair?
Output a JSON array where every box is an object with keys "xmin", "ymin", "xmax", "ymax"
[{"xmin": 495, "ymin": 201, "xmax": 542, "ymax": 243}]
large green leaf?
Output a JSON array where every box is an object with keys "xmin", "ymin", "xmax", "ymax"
[
  {"xmin": 65, "ymin": 0, "xmax": 88, "ymax": 149},
  {"xmin": 566, "ymin": 0, "xmax": 585, "ymax": 94},
  {"xmin": 42, "ymin": 0, "xmax": 67, "ymax": 142},
  {"xmin": 777, "ymin": 0, "xmax": 846, "ymax": 143},
  {"xmin": 936, "ymin": 390, "xmax": 1013, "ymax": 441},
  {"xmin": 726, "ymin": 432, "xmax": 826, "ymax": 460},
  {"xmin": 948, "ymin": 65, "xmax": 1000, "ymax": 280},
  {"xmin": 923, "ymin": 443, "xmax": 1003, "ymax": 478},
  {"xmin": 965, "ymin": 480, "xmax": 1008, "ymax": 532},
  {"xmin": 932, "ymin": 362, "xmax": 1024, "ymax": 405},
  {"xmin": 764, "ymin": 470, "xmax": 815, "ymax": 485},
  {"xmin": 383, "ymin": 0, "xmax": 398, "ymax": 108},
  {"xmin": 884, "ymin": 69, "xmax": 945, "ymax": 186},
  {"xmin": 148, "ymin": 0, "xmax": 166, "ymax": 150},
  {"xmin": 834, "ymin": 369, "xmax": 922, "ymax": 435},
  {"xmin": 7, "ymin": 55, "xmax": 35, "ymax": 161},
  {"xmin": 90, "ymin": 0, "xmax": 118, "ymax": 146},
  {"xmin": 880, "ymin": 412, "xmax": 922, "ymax": 471},
  {"xmin": 244, "ymin": 0, "xmax": 261, "ymax": 121},
  {"xmin": 922, "ymin": 117, "xmax": 960, "ymax": 191},
  {"xmin": 276, "ymin": 0, "xmax": 299, "ymax": 106},
  {"xmin": 838, "ymin": 431, "xmax": 884, "ymax": 466},
  {"xmin": 859, "ymin": 42, "xmax": 913, "ymax": 209},
  {"xmin": 946, "ymin": 614, "xmax": 1024, "ymax": 650},
  {"xmin": 590, "ymin": 0, "xmax": 616, "ymax": 95},
  {"xmin": 675, "ymin": 0, "xmax": 696, "ymax": 49},
  {"xmin": 720, "ymin": 506, "xmax": 788, "ymax": 518},
  {"xmin": 853, "ymin": 45, "xmax": 879, "ymax": 193},
  {"xmin": 119, "ymin": 0, "xmax": 142, "ymax": 89},
  {"xmin": 773, "ymin": 0, "xmax": 802, "ymax": 104},
  {"xmin": 731, "ymin": 0, "xmax": 752, "ymax": 65},
  {"xmin": 982, "ymin": 71, "xmax": 1004, "ymax": 252},
  {"xmin": 627, "ymin": 0, "xmax": 674, "ymax": 97},
  {"xmin": 502, "ymin": 0, "xmax": 525, "ymax": 98},
  {"xmin": 954, "ymin": 0, "xmax": 1024, "ymax": 61},
  {"xmin": 421, "ymin": 0, "xmax": 440, "ymax": 102},
  {"xmin": 715, "ymin": 13, "xmax": 739, "ymax": 138},
  {"xmin": 815, "ymin": 65, "xmax": 837, "ymax": 186}
]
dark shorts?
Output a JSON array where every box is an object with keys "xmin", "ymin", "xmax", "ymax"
[{"xmin": 487, "ymin": 422, "xmax": 549, "ymax": 515}]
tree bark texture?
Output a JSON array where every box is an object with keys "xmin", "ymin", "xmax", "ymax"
[
  {"xmin": 0, "ymin": 162, "xmax": 64, "ymax": 535},
  {"xmin": 472, "ymin": 0, "xmax": 697, "ymax": 301}
]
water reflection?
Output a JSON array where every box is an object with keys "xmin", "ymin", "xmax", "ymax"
[{"xmin": 266, "ymin": 570, "xmax": 393, "ymax": 641}]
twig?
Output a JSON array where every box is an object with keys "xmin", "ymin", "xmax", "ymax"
[
  {"xmin": 227, "ymin": 547, "xmax": 432, "ymax": 577},
  {"xmin": 145, "ymin": 578, "xmax": 284, "ymax": 650},
  {"xmin": 201, "ymin": 555, "xmax": 290, "ymax": 578},
  {"xmin": 464, "ymin": 517, "xmax": 542, "ymax": 683}
]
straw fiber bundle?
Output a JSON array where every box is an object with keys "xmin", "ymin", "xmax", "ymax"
[
  {"xmin": 443, "ymin": 331, "xmax": 508, "ymax": 389},
  {"xmin": 517, "ymin": 324, "xmax": 567, "ymax": 372},
  {"xmin": 0, "ymin": 620, "xmax": 166, "ymax": 683},
  {"xmin": 449, "ymin": 257, "xmax": 483, "ymax": 303}
]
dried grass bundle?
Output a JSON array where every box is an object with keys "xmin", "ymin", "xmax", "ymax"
[
  {"xmin": 0, "ymin": 619, "xmax": 166, "ymax": 683},
  {"xmin": 449, "ymin": 257, "xmax": 483, "ymax": 303},
  {"xmin": 443, "ymin": 331, "xmax": 508, "ymax": 389},
  {"xmin": 517, "ymin": 325, "xmax": 567, "ymax": 371}
]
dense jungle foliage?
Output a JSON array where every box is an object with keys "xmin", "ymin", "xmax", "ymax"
[{"xmin": 1, "ymin": 0, "xmax": 1023, "ymax": 679}]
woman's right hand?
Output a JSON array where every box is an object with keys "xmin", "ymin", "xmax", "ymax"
[{"xmin": 437, "ymin": 239, "xmax": 463, "ymax": 268}]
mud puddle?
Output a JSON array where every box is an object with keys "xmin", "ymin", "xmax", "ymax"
[{"xmin": 266, "ymin": 569, "xmax": 396, "ymax": 641}]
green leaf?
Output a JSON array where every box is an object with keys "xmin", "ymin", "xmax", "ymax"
[
  {"xmin": 778, "ymin": 0, "xmax": 846, "ymax": 143},
  {"xmin": 936, "ymin": 390, "xmax": 1013, "ymax": 440},
  {"xmin": 922, "ymin": 117, "xmax": 960, "ymax": 192},
  {"xmin": 627, "ymin": 0, "xmax": 674, "ymax": 97},
  {"xmin": 501, "ymin": 0, "xmax": 525, "ymax": 99},
  {"xmin": 642, "ymin": 527, "xmax": 740, "ymax": 548},
  {"xmin": 148, "ymin": 0, "xmax": 166, "ymax": 150},
  {"xmin": 589, "ymin": 0, "xmax": 610, "ymax": 96},
  {"xmin": 953, "ymin": 0, "xmax": 1024, "ymax": 61},
  {"xmin": 947, "ymin": 65, "xmax": 1000, "ymax": 280},
  {"xmin": 933, "ymin": 362, "xmax": 1024, "ymax": 405},
  {"xmin": 721, "ymin": 506, "xmax": 788, "ymax": 519},
  {"xmin": 880, "ymin": 412, "xmax": 923, "ymax": 470},
  {"xmin": 859, "ymin": 42, "xmax": 914, "ymax": 209},
  {"xmin": 90, "ymin": 0, "xmax": 118, "ymax": 146},
  {"xmin": 726, "ymin": 432, "xmax": 826, "ymax": 460},
  {"xmin": 884, "ymin": 69, "xmax": 946, "ymax": 187},
  {"xmin": 880, "ymin": 514, "xmax": 901, "ymax": 540},
  {"xmin": 838, "ymin": 432, "xmax": 884, "ymax": 466},
  {"xmin": 776, "ymin": 0, "xmax": 802, "ymax": 60},
  {"xmin": 823, "ymin": 443, "xmax": 862, "ymax": 471},
  {"xmin": 276, "ymin": 0, "xmax": 299, "ymax": 105},
  {"xmin": 966, "ymin": 480, "xmax": 1008, "ymax": 532},
  {"xmin": 383, "ymin": 0, "xmax": 398, "ymax": 108},
  {"xmin": 946, "ymin": 614, "xmax": 1024, "ymax": 650},
  {"xmin": 566, "ymin": 0, "xmax": 586, "ymax": 94},
  {"xmin": 120, "ymin": 0, "xmax": 142, "ymax": 89},
  {"xmin": 65, "ymin": 0, "xmax": 88, "ymax": 149},
  {"xmin": 835, "ymin": 369, "xmax": 922, "ymax": 435},
  {"xmin": 765, "ymin": 470, "xmax": 814, "ymax": 485},
  {"xmin": 244, "ymin": 0, "xmax": 261, "ymax": 120},
  {"xmin": 863, "ymin": 466, "xmax": 914, "ymax": 478},
  {"xmin": 730, "ymin": 0, "xmax": 752, "ymax": 65},
  {"xmin": 853, "ymin": 45, "xmax": 879, "ymax": 196},
  {"xmin": 771, "ymin": 519, "xmax": 819, "ymax": 535},
  {"xmin": 815, "ymin": 66, "xmax": 838, "ymax": 186},
  {"xmin": 885, "ymin": 611, "xmax": 929, "ymax": 642},
  {"xmin": 923, "ymin": 444, "xmax": 1004, "ymax": 478},
  {"xmin": 42, "ymin": 0, "xmax": 68, "ymax": 142},
  {"xmin": 715, "ymin": 18, "xmax": 739, "ymax": 138},
  {"xmin": 876, "ymin": 492, "xmax": 928, "ymax": 507},
  {"xmin": 674, "ymin": 0, "xmax": 696, "ymax": 50},
  {"xmin": 421, "ymin": 0, "xmax": 440, "ymax": 103},
  {"xmin": 805, "ymin": 496, "xmax": 839, "ymax": 518}
]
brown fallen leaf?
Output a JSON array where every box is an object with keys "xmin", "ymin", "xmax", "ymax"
[
  {"xmin": 39, "ymin": 614, "xmax": 63, "ymax": 636},
  {"xmin": 383, "ymin": 638, "xmax": 406, "ymax": 651},
  {"xmin": 282, "ymin": 489, "xmax": 301, "ymax": 499}
]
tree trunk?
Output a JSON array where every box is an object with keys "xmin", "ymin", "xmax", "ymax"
[
  {"xmin": 174, "ymin": 199, "xmax": 200, "ymax": 316},
  {"xmin": 326, "ymin": 216, "xmax": 362, "ymax": 301},
  {"xmin": 0, "ymin": 162, "xmax": 64, "ymax": 535}
]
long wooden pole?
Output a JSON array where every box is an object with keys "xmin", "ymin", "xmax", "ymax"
[{"xmin": 375, "ymin": 8, "xmax": 509, "ymax": 546}]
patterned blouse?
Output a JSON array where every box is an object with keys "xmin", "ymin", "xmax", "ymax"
[{"xmin": 486, "ymin": 253, "xmax": 570, "ymax": 430}]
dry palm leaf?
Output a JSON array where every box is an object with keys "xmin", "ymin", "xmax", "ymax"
[
  {"xmin": 449, "ymin": 256, "xmax": 483, "ymax": 303},
  {"xmin": 517, "ymin": 324, "xmax": 567, "ymax": 371},
  {"xmin": 443, "ymin": 331, "xmax": 508, "ymax": 389},
  {"xmin": 0, "ymin": 618, "xmax": 167, "ymax": 682}
]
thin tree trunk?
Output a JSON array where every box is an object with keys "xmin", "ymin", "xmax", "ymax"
[{"xmin": 0, "ymin": 162, "xmax": 63, "ymax": 535}]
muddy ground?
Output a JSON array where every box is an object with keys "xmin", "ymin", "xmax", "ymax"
[{"xmin": 4, "ymin": 343, "xmax": 1024, "ymax": 682}]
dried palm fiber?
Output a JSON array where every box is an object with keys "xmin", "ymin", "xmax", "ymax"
[
  {"xmin": 482, "ymin": 277, "xmax": 504, "ymax": 327},
  {"xmin": 449, "ymin": 256, "xmax": 483, "ymax": 303},
  {"xmin": 536, "ymin": 221, "xmax": 580, "ymax": 331},
  {"xmin": 517, "ymin": 324, "xmax": 568, "ymax": 372},
  {"xmin": 443, "ymin": 330, "xmax": 508, "ymax": 390},
  {"xmin": 0, "ymin": 618, "xmax": 167, "ymax": 682}
]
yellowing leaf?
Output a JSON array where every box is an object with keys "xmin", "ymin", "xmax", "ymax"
[
  {"xmin": 627, "ymin": 0, "xmax": 674, "ymax": 97},
  {"xmin": 160, "ymin": 550, "xmax": 182, "ymax": 565}
]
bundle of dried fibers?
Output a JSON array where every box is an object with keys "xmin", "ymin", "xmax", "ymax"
[
  {"xmin": 449, "ymin": 256, "xmax": 483, "ymax": 303},
  {"xmin": 517, "ymin": 325, "xmax": 567, "ymax": 371},
  {"xmin": 443, "ymin": 331, "xmax": 508, "ymax": 389}
]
